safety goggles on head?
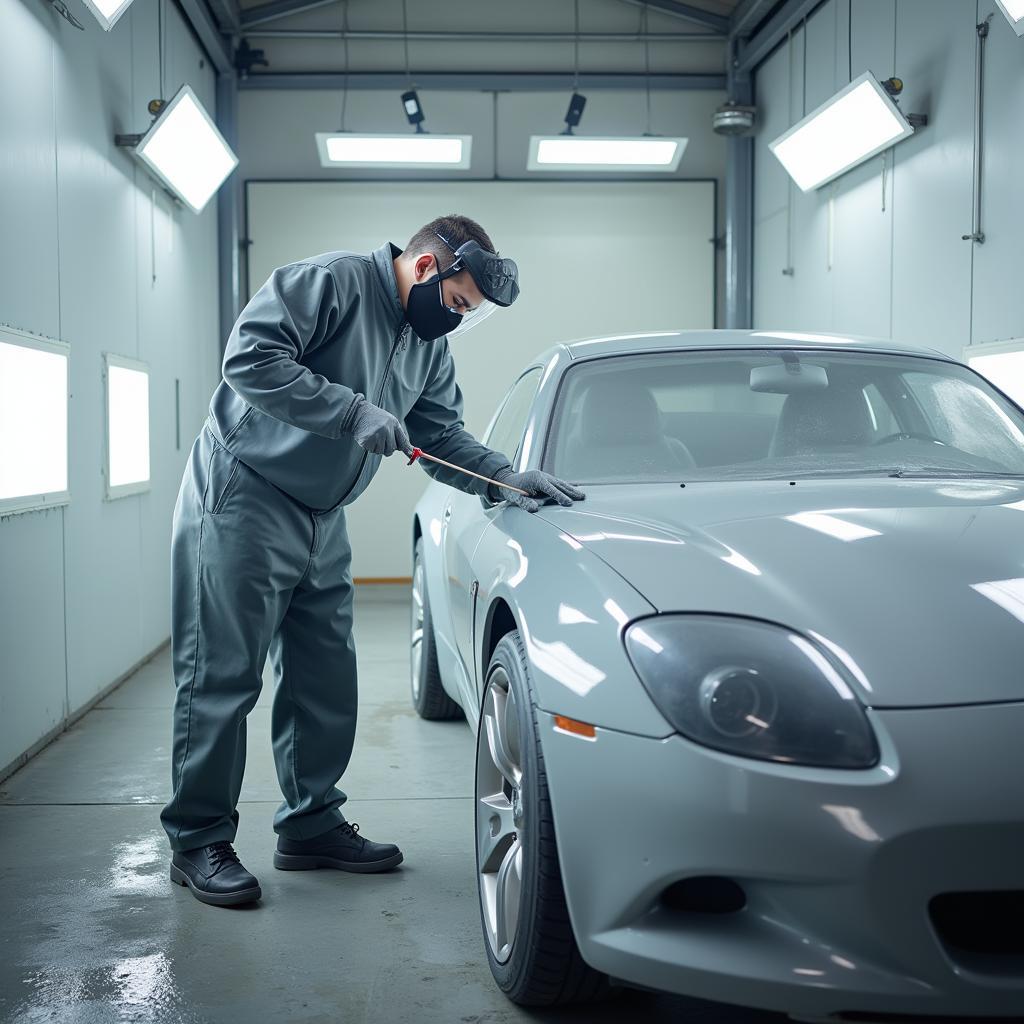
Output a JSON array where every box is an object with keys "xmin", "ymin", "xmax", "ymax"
[{"xmin": 432, "ymin": 231, "xmax": 520, "ymax": 338}]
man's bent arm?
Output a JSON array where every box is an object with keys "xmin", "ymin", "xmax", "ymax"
[
  {"xmin": 405, "ymin": 340, "xmax": 513, "ymax": 496},
  {"xmin": 222, "ymin": 262, "xmax": 362, "ymax": 439}
]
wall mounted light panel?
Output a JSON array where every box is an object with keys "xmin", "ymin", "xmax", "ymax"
[
  {"xmin": 769, "ymin": 72, "xmax": 914, "ymax": 191},
  {"xmin": 134, "ymin": 84, "xmax": 238, "ymax": 213},
  {"xmin": 104, "ymin": 354, "xmax": 151, "ymax": 499},
  {"xmin": 0, "ymin": 327, "xmax": 69, "ymax": 515}
]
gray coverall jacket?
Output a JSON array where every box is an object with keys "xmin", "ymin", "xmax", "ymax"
[{"xmin": 159, "ymin": 242, "xmax": 513, "ymax": 851}]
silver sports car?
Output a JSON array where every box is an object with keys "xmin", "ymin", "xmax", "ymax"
[{"xmin": 409, "ymin": 329, "xmax": 1024, "ymax": 1020}]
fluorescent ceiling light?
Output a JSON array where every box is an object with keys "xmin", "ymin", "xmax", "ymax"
[
  {"xmin": 132, "ymin": 84, "xmax": 238, "ymax": 213},
  {"xmin": 995, "ymin": 0, "xmax": 1024, "ymax": 35},
  {"xmin": 79, "ymin": 0, "xmax": 134, "ymax": 30},
  {"xmin": 769, "ymin": 72, "xmax": 914, "ymax": 191},
  {"xmin": 315, "ymin": 133, "xmax": 472, "ymax": 169},
  {"xmin": 965, "ymin": 339, "xmax": 1024, "ymax": 409},
  {"xmin": 527, "ymin": 135, "xmax": 687, "ymax": 172}
]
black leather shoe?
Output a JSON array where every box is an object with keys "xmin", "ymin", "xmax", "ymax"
[
  {"xmin": 274, "ymin": 821, "xmax": 404, "ymax": 873},
  {"xmin": 170, "ymin": 841, "xmax": 262, "ymax": 906}
]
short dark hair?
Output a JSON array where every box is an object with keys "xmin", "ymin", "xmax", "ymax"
[{"xmin": 404, "ymin": 214, "xmax": 495, "ymax": 272}]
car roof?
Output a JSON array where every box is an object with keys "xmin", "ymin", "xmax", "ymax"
[{"xmin": 533, "ymin": 329, "xmax": 954, "ymax": 365}]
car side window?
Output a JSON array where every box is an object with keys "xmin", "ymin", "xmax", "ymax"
[{"xmin": 484, "ymin": 368, "xmax": 543, "ymax": 465}]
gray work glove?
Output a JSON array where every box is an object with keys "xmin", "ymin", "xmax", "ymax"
[
  {"xmin": 346, "ymin": 397, "xmax": 414, "ymax": 457},
  {"xmin": 489, "ymin": 467, "xmax": 586, "ymax": 514}
]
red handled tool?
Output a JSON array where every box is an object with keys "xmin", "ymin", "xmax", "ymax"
[{"xmin": 406, "ymin": 447, "xmax": 531, "ymax": 496}]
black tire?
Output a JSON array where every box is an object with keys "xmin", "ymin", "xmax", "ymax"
[
  {"xmin": 475, "ymin": 630, "xmax": 608, "ymax": 1005},
  {"xmin": 410, "ymin": 536, "xmax": 462, "ymax": 721}
]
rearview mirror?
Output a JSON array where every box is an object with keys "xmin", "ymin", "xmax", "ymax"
[{"xmin": 750, "ymin": 362, "xmax": 829, "ymax": 394}]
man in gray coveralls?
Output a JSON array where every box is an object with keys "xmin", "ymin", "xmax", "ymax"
[{"xmin": 160, "ymin": 214, "xmax": 585, "ymax": 906}]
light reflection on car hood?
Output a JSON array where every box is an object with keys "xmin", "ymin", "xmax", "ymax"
[{"xmin": 536, "ymin": 478, "xmax": 1024, "ymax": 708}]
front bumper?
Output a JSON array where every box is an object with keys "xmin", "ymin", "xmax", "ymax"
[{"xmin": 537, "ymin": 701, "xmax": 1024, "ymax": 1019}]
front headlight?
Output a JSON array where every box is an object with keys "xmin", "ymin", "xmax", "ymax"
[{"xmin": 624, "ymin": 615, "xmax": 879, "ymax": 769}]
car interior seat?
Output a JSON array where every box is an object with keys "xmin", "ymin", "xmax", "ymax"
[
  {"xmin": 769, "ymin": 384, "xmax": 875, "ymax": 457},
  {"xmin": 559, "ymin": 378, "xmax": 697, "ymax": 479}
]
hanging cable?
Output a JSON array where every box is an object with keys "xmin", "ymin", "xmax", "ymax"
[
  {"xmin": 339, "ymin": 0, "xmax": 350, "ymax": 130},
  {"xmin": 848, "ymin": 0, "xmax": 853, "ymax": 84},
  {"xmin": 402, "ymin": 0, "xmax": 413, "ymax": 89},
  {"xmin": 642, "ymin": 2, "xmax": 652, "ymax": 135},
  {"xmin": 158, "ymin": 0, "xmax": 165, "ymax": 102},
  {"xmin": 573, "ymin": 0, "xmax": 580, "ymax": 92}
]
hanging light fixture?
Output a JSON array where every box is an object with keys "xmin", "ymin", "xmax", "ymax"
[
  {"xmin": 527, "ymin": 2, "xmax": 686, "ymax": 172},
  {"xmin": 79, "ymin": 0, "xmax": 134, "ymax": 31},
  {"xmin": 995, "ymin": 0, "xmax": 1024, "ymax": 35},
  {"xmin": 116, "ymin": 85, "xmax": 238, "ymax": 213},
  {"xmin": 769, "ymin": 72, "xmax": 925, "ymax": 192},
  {"xmin": 315, "ymin": 0, "xmax": 472, "ymax": 169}
]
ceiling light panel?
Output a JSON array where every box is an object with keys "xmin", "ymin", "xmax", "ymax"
[
  {"xmin": 315, "ymin": 133, "xmax": 472, "ymax": 169},
  {"xmin": 527, "ymin": 135, "xmax": 687, "ymax": 172},
  {"xmin": 769, "ymin": 72, "xmax": 914, "ymax": 191}
]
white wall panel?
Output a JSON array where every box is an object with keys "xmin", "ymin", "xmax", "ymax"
[
  {"xmin": 890, "ymin": 0, "xmax": 976, "ymax": 355},
  {"xmin": 752, "ymin": 0, "xmax": 1016, "ymax": 361},
  {"xmin": 0, "ymin": 509, "xmax": 67, "ymax": 771},
  {"xmin": 0, "ymin": 0, "xmax": 221, "ymax": 774},
  {"xmin": 970, "ymin": 3, "xmax": 1024, "ymax": 347},
  {"xmin": 0, "ymin": 1, "xmax": 60, "ymax": 340}
]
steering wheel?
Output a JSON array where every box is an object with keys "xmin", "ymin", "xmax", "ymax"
[{"xmin": 870, "ymin": 431, "xmax": 945, "ymax": 446}]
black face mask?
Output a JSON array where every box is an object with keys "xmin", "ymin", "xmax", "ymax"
[{"xmin": 406, "ymin": 277, "xmax": 462, "ymax": 342}]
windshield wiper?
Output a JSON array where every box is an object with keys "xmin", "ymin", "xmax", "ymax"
[{"xmin": 888, "ymin": 468, "xmax": 1024, "ymax": 479}]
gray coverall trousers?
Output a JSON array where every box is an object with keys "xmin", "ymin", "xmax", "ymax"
[{"xmin": 159, "ymin": 422, "xmax": 357, "ymax": 851}]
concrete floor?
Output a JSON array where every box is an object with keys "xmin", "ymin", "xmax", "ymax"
[{"xmin": 0, "ymin": 586, "xmax": 786, "ymax": 1024}]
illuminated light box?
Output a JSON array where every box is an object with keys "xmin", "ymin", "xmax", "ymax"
[
  {"xmin": 105, "ymin": 354, "xmax": 151, "ymax": 499},
  {"xmin": 80, "ymin": 0, "xmax": 134, "ymax": 30},
  {"xmin": 527, "ymin": 135, "xmax": 686, "ymax": 172},
  {"xmin": 769, "ymin": 72, "xmax": 915, "ymax": 192},
  {"xmin": 132, "ymin": 84, "xmax": 239, "ymax": 213},
  {"xmin": 0, "ymin": 329, "xmax": 69, "ymax": 515},
  {"xmin": 995, "ymin": 0, "xmax": 1024, "ymax": 35},
  {"xmin": 315, "ymin": 133, "xmax": 472, "ymax": 169},
  {"xmin": 965, "ymin": 339, "xmax": 1024, "ymax": 409}
]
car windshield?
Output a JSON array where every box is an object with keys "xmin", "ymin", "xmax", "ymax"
[{"xmin": 543, "ymin": 348, "xmax": 1024, "ymax": 483}]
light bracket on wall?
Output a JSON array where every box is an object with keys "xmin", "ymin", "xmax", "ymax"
[
  {"xmin": 115, "ymin": 85, "xmax": 239, "ymax": 214},
  {"xmin": 769, "ymin": 71, "xmax": 925, "ymax": 192}
]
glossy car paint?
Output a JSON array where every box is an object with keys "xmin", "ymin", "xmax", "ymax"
[{"xmin": 411, "ymin": 329, "xmax": 1024, "ymax": 1018}]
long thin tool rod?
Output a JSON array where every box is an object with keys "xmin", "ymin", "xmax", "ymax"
[{"xmin": 406, "ymin": 447, "xmax": 531, "ymax": 496}]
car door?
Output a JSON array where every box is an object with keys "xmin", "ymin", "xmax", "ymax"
[{"xmin": 442, "ymin": 367, "xmax": 544, "ymax": 694}]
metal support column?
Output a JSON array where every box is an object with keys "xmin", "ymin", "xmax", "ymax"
[
  {"xmin": 724, "ymin": 47, "xmax": 754, "ymax": 328},
  {"xmin": 216, "ymin": 69, "xmax": 241, "ymax": 356}
]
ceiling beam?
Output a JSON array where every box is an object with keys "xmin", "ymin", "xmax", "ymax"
[
  {"xmin": 729, "ymin": 0, "xmax": 778, "ymax": 39},
  {"xmin": 734, "ymin": 0, "xmax": 825, "ymax": 73},
  {"xmin": 615, "ymin": 0, "xmax": 730, "ymax": 34},
  {"xmin": 175, "ymin": 0, "xmax": 234, "ymax": 73},
  {"xmin": 205, "ymin": 0, "xmax": 242, "ymax": 35},
  {"xmin": 243, "ymin": 29, "xmax": 724, "ymax": 42},
  {"xmin": 241, "ymin": 0, "xmax": 339, "ymax": 28},
  {"xmin": 236, "ymin": 70, "xmax": 727, "ymax": 90}
]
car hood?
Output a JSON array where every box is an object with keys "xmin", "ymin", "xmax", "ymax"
[{"xmin": 537, "ymin": 478, "xmax": 1024, "ymax": 708}]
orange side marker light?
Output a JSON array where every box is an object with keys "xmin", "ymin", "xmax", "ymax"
[{"xmin": 554, "ymin": 715, "xmax": 597, "ymax": 740}]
